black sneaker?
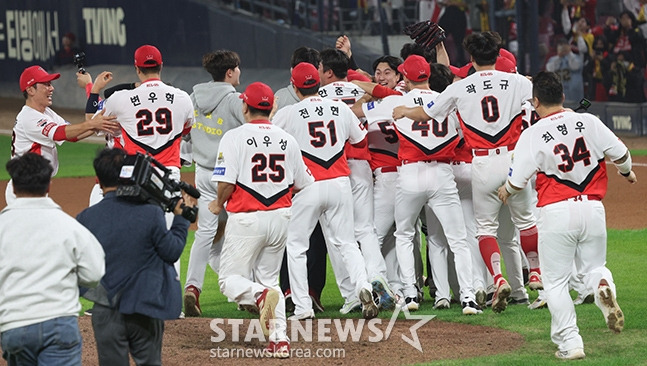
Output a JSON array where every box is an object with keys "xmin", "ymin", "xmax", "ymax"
[
  {"xmin": 462, "ymin": 300, "xmax": 483, "ymax": 315},
  {"xmin": 509, "ymin": 297, "xmax": 530, "ymax": 305}
]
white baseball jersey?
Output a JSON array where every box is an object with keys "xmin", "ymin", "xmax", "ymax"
[
  {"xmin": 318, "ymin": 81, "xmax": 371, "ymax": 161},
  {"xmin": 103, "ymin": 79, "xmax": 194, "ymax": 168},
  {"xmin": 11, "ymin": 106, "xmax": 69, "ymax": 176},
  {"xmin": 273, "ymin": 96, "xmax": 366, "ymax": 181},
  {"xmin": 508, "ymin": 110, "xmax": 628, "ymax": 206},
  {"xmin": 391, "ymin": 89, "xmax": 460, "ymax": 162},
  {"xmin": 362, "ymin": 99, "xmax": 400, "ymax": 170},
  {"xmin": 424, "ymin": 70, "xmax": 532, "ymax": 149},
  {"xmin": 211, "ymin": 120, "xmax": 314, "ymax": 213},
  {"xmin": 317, "ymin": 81, "xmax": 365, "ymax": 105}
]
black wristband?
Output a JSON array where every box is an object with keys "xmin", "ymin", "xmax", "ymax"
[
  {"xmin": 620, "ymin": 171, "xmax": 631, "ymax": 177},
  {"xmin": 85, "ymin": 93, "xmax": 100, "ymax": 114}
]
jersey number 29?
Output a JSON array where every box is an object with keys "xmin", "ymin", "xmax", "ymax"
[{"xmin": 136, "ymin": 108, "xmax": 173, "ymax": 136}]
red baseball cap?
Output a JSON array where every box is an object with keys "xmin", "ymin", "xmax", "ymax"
[
  {"xmin": 452, "ymin": 63, "xmax": 473, "ymax": 79},
  {"xmin": 240, "ymin": 82, "xmax": 274, "ymax": 110},
  {"xmin": 134, "ymin": 45, "xmax": 163, "ymax": 68},
  {"xmin": 19, "ymin": 65, "xmax": 60, "ymax": 92},
  {"xmin": 291, "ymin": 62, "xmax": 320, "ymax": 88},
  {"xmin": 347, "ymin": 69, "xmax": 371, "ymax": 82},
  {"xmin": 397, "ymin": 55, "xmax": 430, "ymax": 82},
  {"xmin": 499, "ymin": 48, "xmax": 517, "ymax": 67},
  {"xmin": 495, "ymin": 56, "xmax": 516, "ymax": 73}
]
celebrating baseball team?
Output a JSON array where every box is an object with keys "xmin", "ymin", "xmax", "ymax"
[{"xmin": 0, "ymin": 22, "xmax": 640, "ymax": 364}]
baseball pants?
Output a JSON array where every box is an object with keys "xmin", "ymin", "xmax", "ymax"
[
  {"xmin": 348, "ymin": 159, "xmax": 389, "ymax": 280},
  {"xmin": 218, "ymin": 208, "xmax": 291, "ymax": 342},
  {"xmin": 286, "ymin": 177, "xmax": 372, "ymax": 316},
  {"xmin": 538, "ymin": 198, "xmax": 615, "ymax": 352},
  {"xmin": 279, "ymin": 223, "xmax": 327, "ymax": 297},
  {"xmin": 186, "ymin": 165, "xmax": 227, "ymax": 290},
  {"xmin": 394, "ymin": 161, "xmax": 475, "ymax": 302}
]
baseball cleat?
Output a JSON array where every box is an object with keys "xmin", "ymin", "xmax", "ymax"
[
  {"xmin": 284, "ymin": 289, "xmax": 295, "ymax": 314},
  {"xmin": 528, "ymin": 271, "xmax": 543, "ymax": 291},
  {"xmin": 528, "ymin": 296, "xmax": 547, "ymax": 310},
  {"xmin": 400, "ymin": 297, "xmax": 420, "ymax": 311},
  {"xmin": 492, "ymin": 278, "xmax": 511, "ymax": 313},
  {"xmin": 508, "ymin": 297, "xmax": 530, "ymax": 305},
  {"xmin": 573, "ymin": 293, "xmax": 594, "ymax": 305},
  {"xmin": 461, "ymin": 300, "xmax": 483, "ymax": 315},
  {"xmin": 433, "ymin": 298, "xmax": 450, "ymax": 310},
  {"xmin": 597, "ymin": 284, "xmax": 624, "ymax": 333},
  {"xmin": 265, "ymin": 341, "xmax": 290, "ymax": 358},
  {"xmin": 475, "ymin": 289, "xmax": 487, "ymax": 308},
  {"xmin": 256, "ymin": 288, "xmax": 279, "ymax": 337},
  {"xmin": 288, "ymin": 309, "xmax": 315, "ymax": 321},
  {"xmin": 309, "ymin": 289, "xmax": 325, "ymax": 313},
  {"xmin": 183, "ymin": 285, "xmax": 202, "ymax": 317},
  {"xmin": 555, "ymin": 348, "xmax": 585, "ymax": 360},
  {"xmin": 371, "ymin": 277, "xmax": 396, "ymax": 310},
  {"xmin": 339, "ymin": 298, "xmax": 362, "ymax": 314},
  {"xmin": 238, "ymin": 303, "xmax": 260, "ymax": 314},
  {"xmin": 360, "ymin": 288, "xmax": 379, "ymax": 319}
]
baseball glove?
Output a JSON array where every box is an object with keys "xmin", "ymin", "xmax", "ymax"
[{"xmin": 403, "ymin": 21, "xmax": 446, "ymax": 50}]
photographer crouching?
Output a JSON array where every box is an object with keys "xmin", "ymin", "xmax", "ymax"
[{"xmin": 76, "ymin": 148, "xmax": 197, "ymax": 365}]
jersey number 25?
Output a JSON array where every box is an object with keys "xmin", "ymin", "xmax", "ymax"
[{"xmin": 252, "ymin": 153, "xmax": 285, "ymax": 182}]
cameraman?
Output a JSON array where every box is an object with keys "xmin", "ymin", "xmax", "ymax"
[{"xmin": 76, "ymin": 148, "xmax": 196, "ymax": 365}]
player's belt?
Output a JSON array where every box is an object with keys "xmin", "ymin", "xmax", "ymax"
[
  {"xmin": 566, "ymin": 195, "xmax": 602, "ymax": 202},
  {"xmin": 374, "ymin": 166, "xmax": 398, "ymax": 173},
  {"xmin": 401, "ymin": 159, "xmax": 451, "ymax": 165},
  {"xmin": 472, "ymin": 143, "xmax": 516, "ymax": 157}
]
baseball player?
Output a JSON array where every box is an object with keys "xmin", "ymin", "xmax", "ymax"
[
  {"xmin": 208, "ymin": 82, "xmax": 313, "ymax": 358},
  {"xmin": 272, "ymin": 62, "xmax": 379, "ymax": 320},
  {"xmin": 102, "ymin": 45, "xmax": 194, "ymax": 279},
  {"xmin": 373, "ymin": 55, "xmax": 480, "ymax": 314},
  {"xmin": 184, "ymin": 50, "xmax": 245, "ymax": 317},
  {"xmin": 393, "ymin": 32, "xmax": 541, "ymax": 313},
  {"xmin": 317, "ymin": 49, "xmax": 394, "ymax": 310},
  {"xmin": 274, "ymin": 46, "xmax": 329, "ymax": 314},
  {"xmin": 498, "ymin": 71, "xmax": 635, "ymax": 360},
  {"xmin": 6, "ymin": 65, "xmax": 119, "ymax": 205}
]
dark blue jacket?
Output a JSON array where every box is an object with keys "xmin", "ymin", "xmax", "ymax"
[{"xmin": 77, "ymin": 191, "xmax": 189, "ymax": 320}]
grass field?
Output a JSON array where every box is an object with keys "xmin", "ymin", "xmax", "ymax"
[{"xmin": 2, "ymin": 136, "xmax": 647, "ymax": 364}]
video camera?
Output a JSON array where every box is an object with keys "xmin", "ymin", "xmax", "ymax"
[
  {"xmin": 116, "ymin": 153, "xmax": 200, "ymax": 222},
  {"xmin": 73, "ymin": 52, "xmax": 86, "ymax": 74}
]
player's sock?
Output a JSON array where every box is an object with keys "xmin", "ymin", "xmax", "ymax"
[
  {"xmin": 520, "ymin": 226, "xmax": 540, "ymax": 273},
  {"xmin": 479, "ymin": 236, "xmax": 502, "ymax": 279}
]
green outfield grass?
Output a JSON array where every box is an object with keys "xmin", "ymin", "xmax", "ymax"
[{"xmin": 2, "ymin": 136, "xmax": 647, "ymax": 364}]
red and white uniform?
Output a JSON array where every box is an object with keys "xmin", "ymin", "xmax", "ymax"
[
  {"xmin": 318, "ymin": 81, "xmax": 387, "ymax": 288},
  {"xmin": 212, "ymin": 120, "xmax": 313, "ymax": 343},
  {"xmin": 103, "ymin": 79, "xmax": 194, "ymax": 169},
  {"xmin": 103, "ymin": 78, "xmax": 194, "ymax": 277},
  {"xmin": 507, "ymin": 110, "xmax": 628, "ymax": 353},
  {"xmin": 273, "ymin": 96, "xmax": 373, "ymax": 316},
  {"xmin": 390, "ymin": 89, "xmax": 476, "ymax": 303},
  {"xmin": 423, "ymin": 69, "xmax": 538, "ymax": 292},
  {"xmin": 5, "ymin": 106, "xmax": 69, "ymax": 205},
  {"xmin": 362, "ymin": 97, "xmax": 402, "ymax": 294}
]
